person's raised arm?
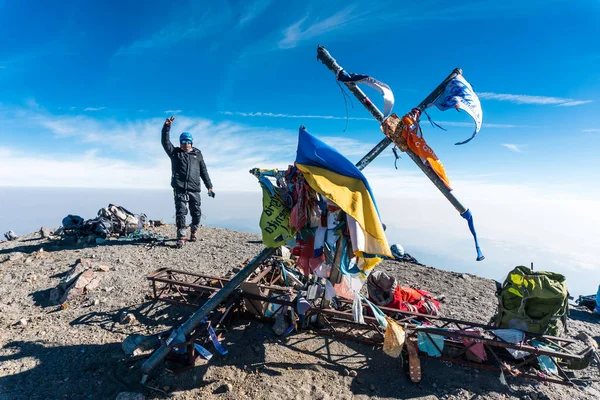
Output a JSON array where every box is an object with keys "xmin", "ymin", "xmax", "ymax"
[{"xmin": 161, "ymin": 116, "xmax": 175, "ymax": 156}]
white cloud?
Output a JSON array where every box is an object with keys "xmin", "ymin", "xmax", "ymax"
[
  {"xmin": 501, "ymin": 143, "xmax": 522, "ymax": 152},
  {"xmin": 222, "ymin": 111, "xmax": 371, "ymax": 121},
  {"xmin": 0, "ymin": 105, "xmax": 302, "ymax": 190},
  {"xmin": 557, "ymin": 100, "xmax": 593, "ymax": 107},
  {"xmin": 279, "ymin": 6, "xmax": 359, "ymax": 49},
  {"xmin": 582, "ymin": 128, "xmax": 600, "ymax": 133},
  {"xmin": 84, "ymin": 106, "xmax": 106, "ymax": 111},
  {"xmin": 165, "ymin": 110, "xmax": 183, "ymax": 114},
  {"xmin": 239, "ymin": 0, "xmax": 272, "ymax": 25},
  {"xmin": 478, "ymin": 92, "xmax": 592, "ymax": 107}
]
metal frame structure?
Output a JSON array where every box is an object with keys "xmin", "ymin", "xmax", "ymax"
[{"xmin": 146, "ymin": 260, "xmax": 593, "ymax": 386}]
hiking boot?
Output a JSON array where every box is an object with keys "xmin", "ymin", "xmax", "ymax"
[
  {"xmin": 189, "ymin": 229, "xmax": 198, "ymax": 242},
  {"xmin": 176, "ymin": 238, "xmax": 187, "ymax": 248}
]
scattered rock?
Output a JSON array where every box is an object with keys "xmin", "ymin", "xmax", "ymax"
[
  {"xmin": 460, "ymin": 274, "xmax": 470, "ymax": 281},
  {"xmin": 39, "ymin": 226, "xmax": 51, "ymax": 238},
  {"xmin": 349, "ymin": 370, "xmax": 357, "ymax": 377},
  {"xmin": 59, "ymin": 262, "xmax": 87, "ymax": 290},
  {"xmin": 59, "ymin": 269, "xmax": 103, "ymax": 304},
  {"xmin": 162, "ymin": 386, "xmax": 170, "ymax": 391},
  {"xmin": 16, "ymin": 318, "xmax": 28, "ymax": 326},
  {"xmin": 93, "ymin": 299, "xmax": 100, "ymax": 306},
  {"xmin": 343, "ymin": 368, "xmax": 350, "ymax": 376},
  {"xmin": 471, "ymin": 296, "xmax": 478, "ymax": 301},
  {"xmin": 119, "ymin": 312, "xmax": 136, "ymax": 325},
  {"xmin": 97, "ymin": 265, "xmax": 110, "ymax": 272},
  {"xmin": 226, "ymin": 383, "xmax": 233, "ymax": 392},
  {"xmin": 122, "ymin": 334, "xmax": 160, "ymax": 355}
]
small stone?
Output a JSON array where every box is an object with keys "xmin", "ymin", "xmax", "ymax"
[
  {"xmin": 93, "ymin": 299, "xmax": 100, "ymax": 306},
  {"xmin": 226, "ymin": 383, "xmax": 233, "ymax": 392},
  {"xmin": 60, "ymin": 303, "xmax": 69, "ymax": 310},
  {"xmin": 17, "ymin": 318, "xmax": 28, "ymax": 326},
  {"xmin": 460, "ymin": 273, "xmax": 470, "ymax": 280},
  {"xmin": 162, "ymin": 386, "xmax": 170, "ymax": 391},
  {"xmin": 120, "ymin": 312, "xmax": 136, "ymax": 324},
  {"xmin": 471, "ymin": 296, "xmax": 478, "ymax": 301},
  {"xmin": 343, "ymin": 368, "xmax": 350, "ymax": 376},
  {"xmin": 117, "ymin": 258, "xmax": 123, "ymax": 264},
  {"xmin": 349, "ymin": 370, "xmax": 357, "ymax": 377},
  {"xmin": 287, "ymin": 366, "xmax": 292, "ymax": 370},
  {"xmin": 91, "ymin": 254, "xmax": 97, "ymax": 259},
  {"xmin": 97, "ymin": 265, "xmax": 110, "ymax": 272}
]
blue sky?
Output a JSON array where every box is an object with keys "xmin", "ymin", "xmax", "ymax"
[{"xmin": 1, "ymin": 1, "xmax": 599, "ymax": 292}]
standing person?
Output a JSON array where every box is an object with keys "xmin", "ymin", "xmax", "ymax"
[{"xmin": 161, "ymin": 116, "xmax": 215, "ymax": 248}]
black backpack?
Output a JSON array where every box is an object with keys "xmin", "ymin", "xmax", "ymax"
[{"xmin": 83, "ymin": 217, "xmax": 113, "ymax": 239}]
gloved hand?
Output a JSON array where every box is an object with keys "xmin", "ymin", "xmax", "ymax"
[{"xmin": 208, "ymin": 188, "xmax": 215, "ymax": 198}]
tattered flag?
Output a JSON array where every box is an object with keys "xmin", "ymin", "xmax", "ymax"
[
  {"xmin": 429, "ymin": 75, "xmax": 482, "ymax": 145},
  {"xmin": 337, "ymin": 72, "xmax": 395, "ymax": 118}
]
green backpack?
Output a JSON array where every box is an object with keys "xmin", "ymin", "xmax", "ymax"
[{"xmin": 495, "ymin": 266, "xmax": 569, "ymax": 336}]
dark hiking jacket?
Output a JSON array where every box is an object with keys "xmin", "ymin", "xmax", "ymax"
[{"xmin": 162, "ymin": 124, "xmax": 213, "ymax": 193}]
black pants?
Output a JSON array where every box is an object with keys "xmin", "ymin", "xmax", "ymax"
[{"xmin": 174, "ymin": 190, "xmax": 201, "ymax": 238}]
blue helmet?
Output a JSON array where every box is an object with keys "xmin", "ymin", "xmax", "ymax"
[{"xmin": 179, "ymin": 131, "xmax": 193, "ymax": 143}]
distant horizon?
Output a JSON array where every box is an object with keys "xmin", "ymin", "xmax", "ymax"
[{"xmin": 1, "ymin": 186, "xmax": 597, "ymax": 298}]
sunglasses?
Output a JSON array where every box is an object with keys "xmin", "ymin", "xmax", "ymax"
[{"xmin": 180, "ymin": 140, "xmax": 192, "ymax": 145}]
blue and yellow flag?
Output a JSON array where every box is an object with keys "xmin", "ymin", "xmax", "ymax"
[{"xmin": 295, "ymin": 128, "xmax": 392, "ymax": 271}]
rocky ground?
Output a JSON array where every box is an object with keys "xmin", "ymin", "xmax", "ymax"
[{"xmin": 1, "ymin": 225, "xmax": 599, "ymax": 400}]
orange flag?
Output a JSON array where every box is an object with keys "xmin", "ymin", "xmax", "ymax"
[{"xmin": 381, "ymin": 112, "xmax": 451, "ymax": 190}]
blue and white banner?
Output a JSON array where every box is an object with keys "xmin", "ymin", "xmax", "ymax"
[
  {"xmin": 338, "ymin": 72, "xmax": 395, "ymax": 118},
  {"xmin": 429, "ymin": 75, "xmax": 483, "ymax": 145}
]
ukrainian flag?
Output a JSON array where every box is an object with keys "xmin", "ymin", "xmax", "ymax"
[{"xmin": 295, "ymin": 128, "xmax": 392, "ymax": 271}]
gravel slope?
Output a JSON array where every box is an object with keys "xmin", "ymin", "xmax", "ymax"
[{"xmin": 1, "ymin": 225, "xmax": 598, "ymax": 400}]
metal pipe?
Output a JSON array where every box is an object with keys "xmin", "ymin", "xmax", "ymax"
[
  {"xmin": 317, "ymin": 45, "xmax": 464, "ymax": 212},
  {"xmin": 140, "ymin": 247, "xmax": 275, "ymax": 380}
]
